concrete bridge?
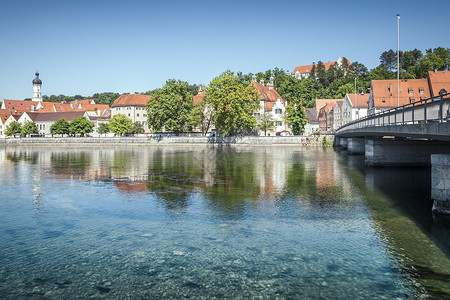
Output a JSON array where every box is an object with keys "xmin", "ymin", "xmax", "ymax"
[{"xmin": 335, "ymin": 93, "xmax": 450, "ymax": 215}]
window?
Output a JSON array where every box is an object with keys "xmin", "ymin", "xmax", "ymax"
[
  {"xmin": 439, "ymin": 89, "xmax": 447, "ymax": 96},
  {"xmin": 420, "ymin": 89, "xmax": 424, "ymax": 94},
  {"xmin": 137, "ymin": 114, "xmax": 139, "ymax": 117},
  {"xmin": 276, "ymin": 121, "xmax": 282, "ymax": 126},
  {"xmin": 128, "ymin": 114, "xmax": 131, "ymax": 117},
  {"xmin": 409, "ymin": 90, "xmax": 413, "ymax": 94},
  {"xmin": 275, "ymin": 109, "xmax": 282, "ymax": 114},
  {"xmin": 144, "ymin": 114, "xmax": 147, "ymax": 117},
  {"xmin": 410, "ymin": 99, "xmax": 415, "ymax": 104}
]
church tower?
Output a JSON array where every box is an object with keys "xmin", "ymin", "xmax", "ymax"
[{"xmin": 32, "ymin": 71, "xmax": 42, "ymax": 102}]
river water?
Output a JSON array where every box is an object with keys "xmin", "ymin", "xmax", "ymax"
[{"xmin": 0, "ymin": 145, "xmax": 449, "ymax": 299}]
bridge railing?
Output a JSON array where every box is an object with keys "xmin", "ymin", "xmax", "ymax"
[{"xmin": 336, "ymin": 93, "xmax": 450, "ymax": 134}]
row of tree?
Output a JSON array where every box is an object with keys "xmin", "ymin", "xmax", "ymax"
[{"xmin": 5, "ymin": 117, "xmax": 94, "ymax": 137}]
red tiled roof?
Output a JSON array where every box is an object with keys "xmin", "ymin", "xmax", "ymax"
[
  {"xmin": 2, "ymin": 99, "xmax": 35, "ymax": 112},
  {"xmin": 250, "ymin": 81, "xmax": 283, "ymax": 103},
  {"xmin": 371, "ymin": 79, "xmax": 430, "ymax": 108},
  {"xmin": 315, "ymin": 99, "xmax": 339, "ymax": 111},
  {"xmin": 293, "ymin": 58, "xmax": 351, "ymax": 74},
  {"xmin": 111, "ymin": 94, "xmax": 151, "ymax": 107},
  {"xmin": 193, "ymin": 92, "xmax": 205, "ymax": 105},
  {"xmin": 70, "ymin": 99, "xmax": 95, "ymax": 105},
  {"xmin": 0, "ymin": 109, "xmax": 12, "ymax": 124},
  {"xmin": 346, "ymin": 93, "xmax": 369, "ymax": 108},
  {"xmin": 428, "ymin": 70, "xmax": 450, "ymax": 98}
]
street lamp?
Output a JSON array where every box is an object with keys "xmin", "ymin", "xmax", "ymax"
[{"xmin": 357, "ymin": 87, "xmax": 364, "ymax": 119}]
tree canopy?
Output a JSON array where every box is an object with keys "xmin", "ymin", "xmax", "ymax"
[
  {"xmin": 21, "ymin": 121, "xmax": 38, "ymax": 136},
  {"xmin": 109, "ymin": 114, "xmax": 132, "ymax": 136},
  {"xmin": 146, "ymin": 79, "xmax": 195, "ymax": 135},
  {"xmin": 5, "ymin": 121, "xmax": 22, "ymax": 136},
  {"xmin": 69, "ymin": 116, "xmax": 94, "ymax": 136},
  {"xmin": 50, "ymin": 118, "xmax": 70, "ymax": 136},
  {"xmin": 128, "ymin": 121, "xmax": 144, "ymax": 134},
  {"xmin": 98, "ymin": 123, "xmax": 110, "ymax": 135},
  {"xmin": 204, "ymin": 71, "xmax": 259, "ymax": 136}
]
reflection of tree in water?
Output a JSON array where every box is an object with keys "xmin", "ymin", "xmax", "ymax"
[
  {"xmin": 285, "ymin": 152, "xmax": 317, "ymax": 199},
  {"xmin": 6, "ymin": 151, "xmax": 38, "ymax": 164},
  {"xmin": 146, "ymin": 149, "xmax": 204, "ymax": 211},
  {"xmin": 204, "ymin": 149, "xmax": 260, "ymax": 219},
  {"xmin": 50, "ymin": 152, "xmax": 90, "ymax": 176}
]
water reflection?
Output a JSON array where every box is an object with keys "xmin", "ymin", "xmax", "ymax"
[{"xmin": 0, "ymin": 145, "xmax": 449, "ymax": 298}]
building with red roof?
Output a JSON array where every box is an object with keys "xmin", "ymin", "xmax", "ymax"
[
  {"xmin": 249, "ymin": 76, "xmax": 288, "ymax": 136},
  {"xmin": 111, "ymin": 93, "xmax": 151, "ymax": 132},
  {"xmin": 342, "ymin": 93, "xmax": 370, "ymax": 125},
  {"xmin": 292, "ymin": 57, "xmax": 351, "ymax": 79}
]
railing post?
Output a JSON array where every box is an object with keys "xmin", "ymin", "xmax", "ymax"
[
  {"xmin": 402, "ymin": 106, "xmax": 404, "ymax": 124},
  {"xmin": 424, "ymin": 98, "xmax": 427, "ymax": 123},
  {"xmin": 439, "ymin": 95, "xmax": 444, "ymax": 122},
  {"xmin": 412, "ymin": 102, "xmax": 415, "ymax": 124},
  {"xmin": 394, "ymin": 108, "xmax": 397, "ymax": 125},
  {"xmin": 388, "ymin": 111, "xmax": 390, "ymax": 125}
]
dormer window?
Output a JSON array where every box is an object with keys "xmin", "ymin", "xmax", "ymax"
[
  {"xmin": 409, "ymin": 90, "xmax": 413, "ymax": 94},
  {"xmin": 410, "ymin": 99, "xmax": 415, "ymax": 104},
  {"xmin": 419, "ymin": 89, "xmax": 424, "ymax": 94},
  {"xmin": 439, "ymin": 89, "xmax": 447, "ymax": 96}
]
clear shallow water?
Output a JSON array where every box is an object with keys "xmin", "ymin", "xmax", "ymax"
[{"xmin": 0, "ymin": 145, "xmax": 449, "ymax": 299}]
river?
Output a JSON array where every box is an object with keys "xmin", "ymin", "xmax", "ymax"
[{"xmin": 0, "ymin": 145, "xmax": 449, "ymax": 299}]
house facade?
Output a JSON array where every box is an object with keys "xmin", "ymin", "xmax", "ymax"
[
  {"xmin": 342, "ymin": 93, "xmax": 369, "ymax": 125},
  {"xmin": 18, "ymin": 111, "xmax": 88, "ymax": 136},
  {"xmin": 368, "ymin": 79, "xmax": 431, "ymax": 115},
  {"xmin": 304, "ymin": 107, "xmax": 319, "ymax": 136},
  {"xmin": 250, "ymin": 76, "xmax": 289, "ymax": 136},
  {"xmin": 111, "ymin": 94, "xmax": 151, "ymax": 132}
]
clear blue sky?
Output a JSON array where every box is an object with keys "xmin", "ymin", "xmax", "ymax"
[{"xmin": 1, "ymin": 0, "xmax": 449, "ymax": 100}]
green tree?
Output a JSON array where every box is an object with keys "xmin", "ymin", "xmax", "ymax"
[
  {"xmin": 69, "ymin": 116, "xmax": 94, "ymax": 136},
  {"xmin": 204, "ymin": 71, "xmax": 259, "ymax": 136},
  {"xmin": 285, "ymin": 103, "xmax": 307, "ymax": 135},
  {"xmin": 146, "ymin": 79, "xmax": 194, "ymax": 135},
  {"xmin": 258, "ymin": 112, "xmax": 275, "ymax": 136},
  {"xmin": 109, "ymin": 114, "xmax": 132, "ymax": 136},
  {"xmin": 97, "ymin": 123, "xmax": 110, "ymax": 136},
  {"xmin": 50, "ymin": 118, "xmax": 70, "ymax": 136},
  {"xmin": 129, "ymin": 121, "xmax": 144, "ymax": 134},
  {"xmin": 187, "ymin": 104, "xmax": 204, "ymax": 132},
  {"xmin": 5, "ymin": 121, "xmax": 22, "ymax": 136},
  {"xmin": 21, "ymin": 121, "xmax": 38, "ymax": 136}
]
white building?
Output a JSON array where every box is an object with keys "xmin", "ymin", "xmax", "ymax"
[
  {"xmin": 342, "ymin": 93, "xmax": 369, "ymax": 125},
  {"xmin": 18, "ymin": 111, "xmax": 88, "ymax": 136},
  {"xmin": 111, "ymin": 94, "xmax": 151, "ymax": 132},
  {"xmin": 250, "ymin": 76, "xmax": 289, "ymax": 136},
  {"xmin": 304, "ymin": 107, "xmax": 320, "ymax": 136}
]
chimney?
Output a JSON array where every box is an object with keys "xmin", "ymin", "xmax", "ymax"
[
  {"xmin": 260, "ymin": 79, "xmax": 264, "ymax": 85},
  {"xmin": 251, "ymin": 75, "xmax": 257, "ymax": 82},
  {"xmin": 269, "ymin": 76, "xmax": 274, "ymax": 90}
]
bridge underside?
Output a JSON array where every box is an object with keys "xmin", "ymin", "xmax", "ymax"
[{"xmin": 337, "ymin": 122, "xmax": 450, "ymax": 142}]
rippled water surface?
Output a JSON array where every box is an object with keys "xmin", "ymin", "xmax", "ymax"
[{"xmin": 0, "ymin": 145, "xmax": 449, "ymax": 299}]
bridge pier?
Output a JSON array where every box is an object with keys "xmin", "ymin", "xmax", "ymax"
[
  {"xmin": 347, "ymin": 138, "xmax": 365, "ymax": 155},
  {"xmin": 431, "ymin": 154, "xmax": 450, "ymax": 215},
  {"xmin": 339, "ymin": 137, "xmax": 348, "ymax": 149},
  {"xmin": 365, "ymin": 139, "xmax": 450, "ymax": 167}
]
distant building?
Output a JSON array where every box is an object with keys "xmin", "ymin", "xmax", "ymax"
[
  {"xmin": 304, "ymin": 107, "xmax": 319, "ymax": 136},
  {"xmin": 342, "ymin": 93, "xmax": 369, "ymax": 125},
  {"xmin": 292, "ymin": 57, "xmax": 351, "ymax": 79},
  {"xmin": 111, "ymin": 94, "xmax": 151, "ymax": 132},
  {"xmin": 427, "ymin": 70, "xmax": 450, "ymax": 98},
  {"xmin": 250, "ymin": 76, "xmax": 288, "ymax": 136},
  {"xmin": 331, "ymin": 100, "xmax": 344, "ymax": 131},
  {"xmin": 18, "ymin": 111, "xmax": 88, "ymax": 136},
  {"xmin": 368, "ymin": 79, "xmax": 431, "ymax": 115},
  {"xmin": 32, "ymin": 71, "xmax": 42, "ymax": 102}
]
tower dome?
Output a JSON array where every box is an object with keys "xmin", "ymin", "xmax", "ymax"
[{"xmin": 32, "ymin": 72, "xmax": 42, "ymax": 85}]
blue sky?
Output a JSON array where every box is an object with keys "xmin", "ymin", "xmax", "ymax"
[{"xmin": 1, "ymin": 0, "xmax": 449, "ymax": 100}]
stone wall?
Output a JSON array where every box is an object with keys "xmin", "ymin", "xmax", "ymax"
[{"xmin": 0, "ymin": 135, "xmax": 334, "ymax": 147}]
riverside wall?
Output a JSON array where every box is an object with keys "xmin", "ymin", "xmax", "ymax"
[{"xmin": 0, "ymin": 135, "xmax": 334, "ymax": 147}]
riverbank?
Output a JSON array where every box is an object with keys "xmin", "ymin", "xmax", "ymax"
[{"xmin": 0, "ymin": 135, "xmax": 334, "ymax": 146}]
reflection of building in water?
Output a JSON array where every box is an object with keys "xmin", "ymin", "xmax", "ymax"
[
  {"xmin": 254, "ymin": 147, "xmax": 288, "ymax": 198},
  {"xmin": 315, "ymin": 150, "xmax": 337, "ymax": 198}
]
